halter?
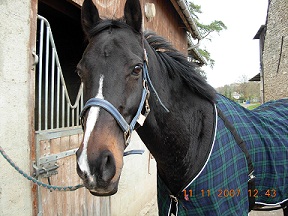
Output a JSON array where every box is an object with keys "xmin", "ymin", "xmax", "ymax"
[{"xmin": 80, "ymin": 49, "xmax": 169, "ymax": 148}]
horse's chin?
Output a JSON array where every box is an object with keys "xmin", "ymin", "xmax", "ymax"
[
  {"xmin": 89, "ymin": 188, "xmax": 118, "ymax": 196},
  {"xmin": 85, "ymin": 180, "xmax": 120, "ymax": 196}
]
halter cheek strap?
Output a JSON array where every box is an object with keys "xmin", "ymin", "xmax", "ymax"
[{"xmin": 80, "ymin": 50, "xmax": 169, "ymax": 149}]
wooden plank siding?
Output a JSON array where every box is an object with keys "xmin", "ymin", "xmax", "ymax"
[
  {"xmin": 144, "ymin": 0, "xmax": 187, "ymax": 54},
  {"xmin": 38, "ymin": 134, "xmax": 110, "ymax": 215},
  {"xmin": 70, "ymin": 0, "xmax": 188, "ymax": 54}
]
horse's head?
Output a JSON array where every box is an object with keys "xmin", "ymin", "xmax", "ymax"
[{"xmin": 76, "ymin": 0, "xmax": 147, "ymax": 196}]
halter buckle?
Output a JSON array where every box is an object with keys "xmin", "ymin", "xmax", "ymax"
[
  {"xmin": 143, "ymin": 79, "xmax": 148, "ymax": 89},
  {"xmin": 144, "ymin": 94, "xmax": 151, "ymax": 115}
]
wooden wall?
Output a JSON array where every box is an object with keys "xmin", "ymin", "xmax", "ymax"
[
  {"xmin": 71, "ymin": 0, "xmax": 188, "ymax": 54},
  {"xmin": 144, "ymin": 0, "xmax": 187, "ymax": 54}
]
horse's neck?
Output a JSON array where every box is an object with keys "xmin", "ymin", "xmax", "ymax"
[{"xmin": 137, "ymin": 61, "xmax": 215, "ymax": 195}]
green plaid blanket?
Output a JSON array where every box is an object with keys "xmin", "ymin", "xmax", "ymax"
[{"xmin": 157, "ymin": 94, "xmax": 288, "ymax": 215}]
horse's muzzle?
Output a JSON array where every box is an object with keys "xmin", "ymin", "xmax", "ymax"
[{"xmin": 76, "ymin": 149, "xmax": 120, "ymax": 196}]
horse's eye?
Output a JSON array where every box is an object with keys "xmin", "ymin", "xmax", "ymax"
[{"xmin": 132, "ymin": 65, "xmax": 142, "ymax": 76}]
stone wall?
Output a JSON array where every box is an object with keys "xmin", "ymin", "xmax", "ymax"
[
  {"xmin": 263, "ymin": 0, "xmax": 288, "ymax": 101},
  {"xmin": 0, "ymin": 0, "xmax": 34, "ymax": 215}
]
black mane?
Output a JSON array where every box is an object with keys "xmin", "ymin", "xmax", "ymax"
[{"xmin": 144, "ymin": 31, "xmax": 216, "ymax": 102}]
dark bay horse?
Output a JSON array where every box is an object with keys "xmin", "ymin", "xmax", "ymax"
[{"xmin": 76, "ymin": 0, "xmax": 288, "ymax": 215}]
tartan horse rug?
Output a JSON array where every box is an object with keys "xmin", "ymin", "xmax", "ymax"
[{"xmin": 157, "ymin": 94, "xmax": 288, "ymax": 216}]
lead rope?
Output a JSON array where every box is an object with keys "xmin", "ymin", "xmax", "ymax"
[
  {"xmin": 0, "ymin": 145, "xmax": 84, "ymax": 191},
  {"xmin": 0, "ymin": 145, "xmax": 144, "ymax": 191}
]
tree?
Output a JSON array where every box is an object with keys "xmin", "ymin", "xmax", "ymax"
[
  {"xmin": 216, "ymin": 76, "xmax": 260, "ymax": 103},
  {"xmin": 235, "ymin": 75, "xmax": 260, "ymax": 102},
  {"xmin": 235, "ymin": 75, "xmax": 249, "ymax": 99},
  {"xmin": 188, "ymin": 2, "xmax": 227, "ymax": 68}
]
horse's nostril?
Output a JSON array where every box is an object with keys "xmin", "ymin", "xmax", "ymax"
[
  {"xmin": 89, "ymin": 150, "xmax": 116, "ymax": 183},
  {"xmin": 100, "ymin": 152, "xmax": 116, "ymax": 182}
]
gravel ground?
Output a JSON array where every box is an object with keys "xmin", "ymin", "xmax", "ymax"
[{"xmin": 249, "ymin": 208, "xmax": 283, "ymax": 216}]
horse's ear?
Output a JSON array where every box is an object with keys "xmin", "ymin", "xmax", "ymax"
[
  {"xmin": 81, "ymin": 0, "xmax": 101, "ymax": 37},
  {"xmin": 124, "ymin": 0, "xmax": 142, "ymax": 32}
]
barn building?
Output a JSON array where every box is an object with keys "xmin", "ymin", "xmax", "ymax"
[{"xmin": 0, "ymin": 0, "xmax": 202, "ymax": 215}]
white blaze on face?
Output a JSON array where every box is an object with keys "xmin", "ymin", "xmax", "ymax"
[{"xmin": 78, "ymin": 75, "xmax": 104, "ymax": 176}]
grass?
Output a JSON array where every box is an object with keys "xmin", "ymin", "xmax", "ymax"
[{"xmin": 246, "ymin": 103, "xmax": 260, "ymax": 110}]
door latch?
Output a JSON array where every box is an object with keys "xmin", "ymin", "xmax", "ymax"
[{"xmin": 33, "ymin": 148, "xmax": 77, "ymax": 178}]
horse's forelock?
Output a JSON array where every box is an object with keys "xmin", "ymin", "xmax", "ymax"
[{"xmin": 87, "ymin": 19, "xmax": 141, "ymax": 39}]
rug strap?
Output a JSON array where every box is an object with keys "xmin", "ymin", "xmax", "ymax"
[
  {"xmin": 217, "ymin": 108, "xmax": 256, "ymax": 211},
  {"xmin": 281, "ymin": 200, "xmax": 288, "ymax": 215}
]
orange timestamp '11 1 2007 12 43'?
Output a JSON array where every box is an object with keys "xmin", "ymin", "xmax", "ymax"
[{"xmin": 182, "ymin": 189, "xmax": 277, "ymax": 200}]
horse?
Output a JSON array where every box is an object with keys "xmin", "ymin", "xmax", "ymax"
[{"xmin": 75, "ymin": 0, "xmax": 288, "ymax": 215}]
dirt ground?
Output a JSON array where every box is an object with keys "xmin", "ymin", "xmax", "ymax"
[{"xmin": 140, "ymin": 197, "xmax": 158, "ymax": 216}]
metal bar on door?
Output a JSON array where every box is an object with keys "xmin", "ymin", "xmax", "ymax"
[
  {"xmin": 56, "ymin": 66, "xmax": 60, "ymax": 129},
  {"xmin": 44, "ymin": 24, "xmax": 50, "ymax": 130},
  {"xmin": 72, "ymin": 108, "xmax": 75, "ymax": 127},
  {"xmin": 51, "ymin": 48, "xmax": 55, "ymax": 129},
  {"xmin": 38, "ymin": 19, "xmax": 44, "ymax": 131},
  {"xmin": 62, "ymin": 86, "xmax": 65, "ymax": 127},
  {"xmin": 36, "ymin": 15, "xmax": 84, "ymax": 132},
  {"xmin": 67, "ymin": 102, "xmax": 70, "ymax": 127}
]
